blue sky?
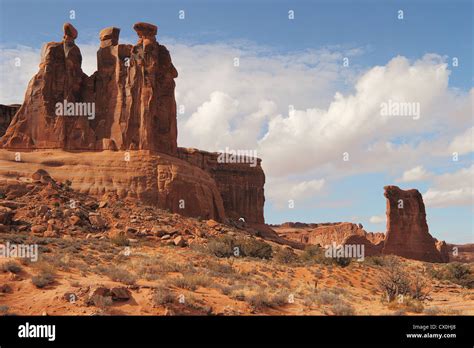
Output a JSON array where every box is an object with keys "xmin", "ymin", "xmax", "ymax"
[
  {"xmin": 1, "ymin": 0, "xmax": 472, "ymax": 90},
  {"xmin": 0, "ymin": 0, "xmax": 473, "ymax": 243}
]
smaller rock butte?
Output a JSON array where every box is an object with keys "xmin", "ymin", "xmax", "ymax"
[
  {"xmin": 273, "ymin": 186, "xmax": 449, "ymax": 262},
  {"xmin": 382, "ymin": 185, "xmax": 448, "ymax": 263}
]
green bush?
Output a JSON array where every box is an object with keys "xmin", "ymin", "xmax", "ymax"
[
  {"xmin": 240, "ymin": 238, "xmax": 272, "ymax": 259},
  {"xmin": 274, "ymin": 247, "xmax": 298, "ymax": 264},
  {"xmin": 428, "ymin": 262, "xmax": 473, "ymax": 288},
  {"xmin": 206, "ymin": 235, "xmax": 272, "ymax": 259},
  {"xmin": 207, "ymin": 235, "xmax": 235, "ymax": 258},
  {"xmin": 300, "ymin": 245, "xmax": 329, "ymax": 264}
]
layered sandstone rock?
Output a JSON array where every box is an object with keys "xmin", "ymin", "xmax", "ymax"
[
  {"xmin": 0, "ymin": 150, "xmax": 225, "ymax": 221},
  {"xmin": 177, "ymin": 148, "xmax": 265, "ymax": 224},
  {"xmin": 273, "ymin": 222, "xmax": 385, "ymax": 256},
  {"xmin": 91, "ymin": 22, "xmax": 178, "ymax": 153},
  {"xmin": 382, "ymin": 185, "xmax": 447, "ymax": 262}
]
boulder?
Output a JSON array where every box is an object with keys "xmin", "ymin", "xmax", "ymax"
[
  {"xmin": 173, "ymin": 235, "xmax": 186, "ymax": 247},
  {"xmin": 110, "ymin": 287, "xmax": 131, "ymax": 301},
  {"xmin": 99, "ymin": 27, "xmax": 120, "ymax": 48},
  {"xmin": 89, "ymin": 213, "xmax": 107, "ymax": 229}
]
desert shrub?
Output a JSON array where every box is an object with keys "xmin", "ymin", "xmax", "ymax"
[
  {"xmin": 300, "ymin": 245, "xmax": 328, "ymax": 264},
  {"xmin": 331, "ymin": 302, "xmax": 355, "ymax": 315},
  {"xmin": 332, "ymin": 257, "xmax": 351, "ymax": 268},
  {"xmin": 1, "ymin": 261, "xmax": 22, "ymax": 274},
  {"xmin": 31, "ymin": 273, "xmax": 55, "ymax": 288},
  {"xmin": 274, "ymin": 247, "xmax": 298, "ymax": 265},
  {"xmin": 364, "ymin": 256, "xmax": 387, "ymax": 266},
  {"xmin": 173, "ymin": 274, "xmax": 212, "ymax": 291},
  {"xmin": 404, "ymin": 298, "xmax": 424, "ymax": 313},
  {"xmin": 247, "ymin": 289, "xmax": 289, "ymax": 309},
  {"xmin": 206, "ymin": 235, "xmax": 235, "ymax": 258},
  {"xmin": 388, "ymin": 298, "xmax": 424, "ymax": 313},
  {"xmin": 31, "ymin": 262, "xmax": 57, "ymax": 288},
  {"xmin": 206, "ymin": 260, "xmax": 235, "ymax": 277},
  {"xmin": 427, "ymin": 262, "xmax": 473, "ymax": 288},
  {"xmin": 423, "ymin": 306, "xmax": 461, "ymax": 315},
  {"xmin": 206, "ymin": 235, "xmax": 272, "ymax": 259},
  {"xmin": 315, "ymin": 289, "xmax": 341, "ymax": 305},
  {"xmin": 99, "ymin": 265, "xmax": 136, "ymax": 285},
  {"xmin": 110, "ymin": 233, "xmax": 129, "ymax": 247},
  {"xmin": 136, "ymin": 257, "xmax": 191, "ymax": 280},
  {"xmin": 230, "ymin": 289, "xmax": 246, "ymax": 301},
  {"xmin": 378, "ymin": 257, "xmax": 411, "ymax": 302},
  {"xmin": 240, "ymin": 238, "xmax": 272, "ymax": 259},
  {"xmin": 410, "ymin": 273, "xmax": 430, "ymax": 300},
  {"xmin": 152, "ymin": 285, "xmax": 174, "ymax": 306}
]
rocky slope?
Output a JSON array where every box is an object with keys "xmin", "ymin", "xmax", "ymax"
[{"xmin": 0, "ymin": 173, "xmax": 472, "ymax": 316}]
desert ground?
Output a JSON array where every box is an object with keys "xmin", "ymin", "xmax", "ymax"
[{"xmin": 0, "ymin": 173, "xmax": 472, "ymax": 316}]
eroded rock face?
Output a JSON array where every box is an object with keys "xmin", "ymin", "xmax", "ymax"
[
  {"xmin": 1, "ymin": 22, "xmax": 178, "ymax": 154},
  {"xmin": 273, "ymin": 222, "xmax": 385, "ymax": 256},
  {"xmin": 177, "ymin": 148, "xmax": 265, "ymax": 224},
  {"xmin": 382, "ymin": 185, "xmax": 447, "ymax": 262},
  {"xmin": 2, "ymin": 23, "xmax": 96, "ymax": 150},
  {"xmin": 0, "ymin": 104, "xmax": 20, "ymax": 137},
  {"xmin": 0, "ymin": 150, "xmax": 226, "ymax": 221}
]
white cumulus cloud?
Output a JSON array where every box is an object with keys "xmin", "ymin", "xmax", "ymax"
[
  {"xmin": 397, "ymin": 165, "xmax": 432, "ymax": 182},
  {"xmin": 423, "ymin": 165, "xmax": 473, "ymax": 207},
  {"xmin": 369, "ymin": 215, "xmax": 386, "ymax": 224}
]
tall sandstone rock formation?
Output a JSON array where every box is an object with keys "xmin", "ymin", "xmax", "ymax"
[
  {"xmin": 2, "ymin": 23, "xmax": 96, "ymax": 150},
  {"xmin": 382, "ymin": 185, "xmax": 448, "ymax": 262},
  {"xmin": 0, "ymin": 22, "xmax": 264, "ymax": 223}
]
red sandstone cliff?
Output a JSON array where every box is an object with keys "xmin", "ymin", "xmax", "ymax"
[
  {"xmin": 177, "ymin": 148, "xmax": 265, "ymax": 224},
  {"xmin": 0, "ymin": 22, "xmax": 265, "ymax": 224}
]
